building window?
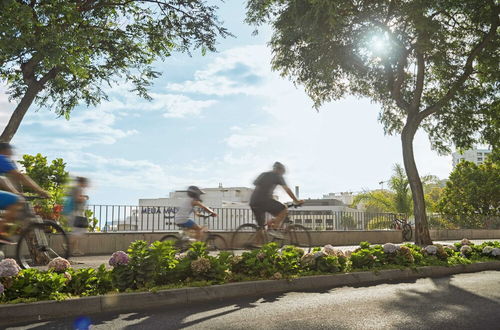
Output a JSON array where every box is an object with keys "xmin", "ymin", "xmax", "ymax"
[{"xmin": 478, "ymin": 158, "xmax": 483, "ymax": 161}]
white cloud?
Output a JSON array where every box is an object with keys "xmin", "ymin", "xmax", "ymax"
[
  {"xmin": 225, "ymin": 134, "xmax": 267, "ymax": 148},
  {"xmin": 156, "ymin": 94, "xmax": 217, "ymax": 118},
  {"xmin": 19, "ymin": 109, "xmax": 137, "ymax": 151},
  {"xmin": 167, "ymin": 45, "xmax": 270, "ymax": 96},
  {"xmin": 0, "ymin": 86, "xmax": 15, "ymax": 129},
  {"xmin": 170, "ymin": 44, "xmax": 453, "ymax": 200}
]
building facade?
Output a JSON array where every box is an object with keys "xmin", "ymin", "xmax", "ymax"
[{"xmin": 452, "ymin": 148, "xmax": 492, "ymax": 167}]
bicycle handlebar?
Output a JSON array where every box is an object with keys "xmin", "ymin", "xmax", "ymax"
[
  {"xmin": 197, "ymin": 213, "xmax": 216, "ymax": 219},
  {"xmin": 284, "ymin": 202, "xmax": 303, "ymax": 208}
]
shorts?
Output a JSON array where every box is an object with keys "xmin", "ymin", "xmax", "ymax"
[
  {"xmin": 0, "ymin": 191, "xmax": 20, "ymax": 209},
  {"xmin": 250, "ymin": 199, "xmax": 286, "ymax": 227},
  {"xmin": 177, "ymin": 219, "xmax": 197, "ymax": 229}
]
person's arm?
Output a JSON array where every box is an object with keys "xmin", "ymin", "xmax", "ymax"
[
  {"xmin": 0, "ymin": 176, "xmax": 21, "ymax": 194},
  {"xmin": 9, "ymin": 170, "xmax": 50, "ymax": 198},
  {"xmin": 192, "ymin": 200, "xmax": 218, "ymax": 216},
  {"xmin": 282, "ymin": 186, "xmax": 303, "ymax": 204}
]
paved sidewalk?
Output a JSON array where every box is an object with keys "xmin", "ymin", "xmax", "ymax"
[{"xmin": 67, "ymin": 238, "xmax": 500, "ymax": 270}]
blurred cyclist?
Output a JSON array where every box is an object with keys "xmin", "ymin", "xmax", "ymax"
[
  {"xmin": 174, "ymin": 186, "xmax": 217, "ymax": 241},
  {"xmin": 250, "ymin": 162, "xmax": 303, "ymax": 239},
  {"xmin": 0, "ymin": 143, "xmax": 50, "ymax": 243}
]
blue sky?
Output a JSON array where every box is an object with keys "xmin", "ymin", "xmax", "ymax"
[{"xmin": 0, "ymin": 0, "xmax": 452, "ymax": 205}]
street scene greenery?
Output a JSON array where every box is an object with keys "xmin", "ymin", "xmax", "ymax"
[
  {"xmin": 245, "ymin": 0, "xmax": 500, "ymax": 244},
  {"xmin": 1, "ymin": 240, "xmax": 499, "ymax": 304},
  {"xmin": 0, "ymin": 0, "xmax": 230, "ymax": 142}
]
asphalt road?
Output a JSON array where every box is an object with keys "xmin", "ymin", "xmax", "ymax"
[{"xmin": 6, "ymin": 270, "xmax": 500, "ymax": 330}]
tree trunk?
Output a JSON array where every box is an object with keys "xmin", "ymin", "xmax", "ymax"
[
  {"xmin": 0, "ymin": 84, "xmax": 41, "ymax": 143},
  {"xmin": 401, "ymin": 122, "xmax": 433, "ymax": 246}
]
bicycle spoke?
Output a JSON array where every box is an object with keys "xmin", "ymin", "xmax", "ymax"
[{"xmin": 284, "ymin": 225, "xmax": 312, "ymax": 253}]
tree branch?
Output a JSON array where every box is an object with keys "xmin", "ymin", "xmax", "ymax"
[
  {"xmin": 410, "ymin": 50, "xmax": 425, "ymax": 112},
  {"xmin": 38, "ymin": 67, "xmax": 60, "ymax": 86},
  {"xmin": 20, "ymin": 55, "xmax": 42, "ymax": 85},
  {"xmin": 416, "ymin": 5, "xmax": 499, "ymax": 122}
]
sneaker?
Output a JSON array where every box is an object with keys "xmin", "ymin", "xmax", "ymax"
[{"xmin": 267, "ymin": 229, "xmax": 284, "ymax": 239}]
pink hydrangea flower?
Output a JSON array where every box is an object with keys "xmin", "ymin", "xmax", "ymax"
[
  {"xmin": 109, "ymin": 251, "xmax": 130, "ymax": 267},
  {"xmin": 461, "ymin": 238, "xmax": 472, "ymax": 246},
  {"xmin": 0, "ymin": 258, "xmax": 21, "ymax": 277},
  {"xmin": 191, "ymin": 257, "xmax": 211, "ymax": 274},
  {"xmin": 48, "ymin": 257, "xmax": 71, "ymax": 272}
]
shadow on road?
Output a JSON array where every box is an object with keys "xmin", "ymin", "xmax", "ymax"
[{"xmin": 379, "ymin": 272, "xmax": 500, "ymax": 329}]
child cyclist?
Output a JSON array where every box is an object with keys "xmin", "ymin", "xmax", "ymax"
[{"xmin": 174, "ymin": 186, "xmax": 217, "ymax": 241}]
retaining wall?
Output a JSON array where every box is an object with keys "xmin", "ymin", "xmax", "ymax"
[{"xmin": 3, "ymin": 229, "xmax": 500, "ymax": 257}]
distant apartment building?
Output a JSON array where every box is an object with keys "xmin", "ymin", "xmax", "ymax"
[
  {"xmin": 139, "ymin": 185, "xmax": 254, "ymax": 209},
  {"xmin": 452, "ymin": 148, "xmax": 492, "ymax": 166},
  {"xmin": 322, "ymin": 192, "xmax": 355, "ymax": 206}
]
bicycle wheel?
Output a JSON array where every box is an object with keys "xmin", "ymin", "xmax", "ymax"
[
  {"xmin": 205, "ymin": 234, "xmax": 227, "ymax": 252},
  {"xmin": 402, "ymin": 224, "xmax": 413, "ymax": 241},
  {"xmin": 231, "ymin": 224, "xmax": 266, "ymax": 250},
  {"xmin": 16, "ymin": 220, "xmax": 70, "ymax": 269},
  {"xmin": 284, "ymin": 224, "xmax": 312, "ymax": 253}
]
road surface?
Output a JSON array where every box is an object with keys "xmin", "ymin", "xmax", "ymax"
[{"xmin": 6, "ymin": 270, "xmax": 500, "ymax": 329}]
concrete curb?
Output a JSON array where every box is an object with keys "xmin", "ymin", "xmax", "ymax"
[{"xmin": 1, "ymin": 261, "xmax": 499, "ymax": 326}]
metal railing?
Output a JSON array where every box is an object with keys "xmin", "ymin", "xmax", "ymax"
[{"xmin": 86, "ymin": 205, "xmax": 402, "ymax": 232}]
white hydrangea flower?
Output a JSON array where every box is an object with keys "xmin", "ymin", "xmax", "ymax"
[
  {"xmin": 446, "ymin": 245, "xmax": 458, "ymax": 252},
  {"xmin": 314, "ymin": 250, "xmax": 326, "ymax": 259},
  {"xmin": 383, "ymin": 243, "xmax": 399, "ymax": 254},
  {"xmin": 424, "ymin": 245, "xmax": 438, "ymax": 255},
  {"xmin": 491, "ymin": 248, "xmax": 500, "ymax": 257},
  {"xmin": 482, "ymin": 246, "xmax": 494, "ymax": 255},
  {"xmin": 461, "ymin": 238, "xmax": 472, "ymax": 246},
  {"xmin": 460, "ymin": 245, "xmax": 472, "ymax": 255},
  {"xmin": 300, "ymin": 253, "xmax": 316, "ymax": 267},
  {"xmin": 322, "ymin": 245, "xmax": 336, "ymax": 256}
]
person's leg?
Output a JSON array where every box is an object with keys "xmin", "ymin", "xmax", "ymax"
[
  {"xmin": 251, "ymin": 206, "xmax": 266, "ymax": 246},
  {"xmin": 266, "ymin": 200, "xmax": 287, "ymax": 229},
  {"xmin": 0, "ymin": 192, "xmax": 22, "ymax": 234},
  {"xmin": 181, "ymin": 219, "xmax": 203, "ymax": 241}
]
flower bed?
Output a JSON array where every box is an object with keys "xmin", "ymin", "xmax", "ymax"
[{"xmin": 1, "ymin": 239, "xmax": 499, "ymax": 304}]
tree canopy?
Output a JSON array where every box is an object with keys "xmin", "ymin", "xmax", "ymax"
[
  {"xmin": 437, "ymin": 160, "xmax": 500, "ymax": 228},
  {"xmin": 0, "ymin": 0, "xmax": 229, "ymax": 141},
  {"xmin": 246, "ymin": 0, "xmax": 499, "ymax": 151},
  {"xmin": 353, "ymin": 164, "xmax": 443, "ymax": 215}
]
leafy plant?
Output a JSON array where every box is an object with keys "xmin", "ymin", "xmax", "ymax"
[
  {"xmin": 3, "ymin": 268, "xmax": 68, "ymax": 301},
  {"xmin": 66, "ymin": 265, "xmax": 112, "ymax": 296}
]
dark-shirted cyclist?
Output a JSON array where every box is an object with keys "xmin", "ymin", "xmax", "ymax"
[{"xmin": 250, "ymin": 162, "xmax": 303, "ymax": 238}]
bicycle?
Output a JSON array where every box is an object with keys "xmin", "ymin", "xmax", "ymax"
[
  {"xmin": 0, "ymin": 196, "xmax": 70, "ymax": 268},
  {"xmin": 160, "ymin": 213, "xmax": 227, "ymax": 252},
  {"xmin": 231, "ymin": 202, "xmax": 312, "ymax": 253},
  {"xmin": 393, "ymin": 216, "xmax": 412, "ymax": 241}
]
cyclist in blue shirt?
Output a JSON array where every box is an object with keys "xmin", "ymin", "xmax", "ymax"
[{"xmin": 0, "ymin": 143, "xmax": 49, "ymax": 243}]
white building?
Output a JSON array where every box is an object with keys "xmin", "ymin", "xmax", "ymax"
[
  {"xmin": 452, "ymin": 148, "xmax": 492, "ymax": 166},
  {"xmin": 139, "ymin": 186, "xmax": 254, "ymax": 209},
  {"xmin": 322, "ymin": 192, "xmax": 355, "ymax": 206}
]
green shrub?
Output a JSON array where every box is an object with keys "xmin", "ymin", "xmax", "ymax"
[
  {"xmin": 3, "ymin": 269, "xmax": 68, "ymax": 301},
  {"xmin": 66, "ymin": 265, "xmax": 112, "ymax": 296}
]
